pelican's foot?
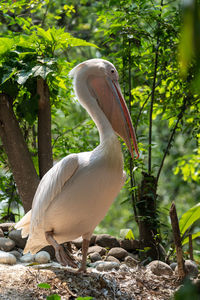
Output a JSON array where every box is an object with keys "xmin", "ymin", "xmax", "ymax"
[
  {"xmin": 55, "ymin": 244, "xmax": 78, "ymax": 268},
  {"xmin": 45, "ymin": 231, "xmax": 78, "ymax": 268}
]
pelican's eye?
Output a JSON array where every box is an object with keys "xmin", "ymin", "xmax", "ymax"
[{"xmin": 111, "ymin": 69, "xmax": 115, "ymax": 74}]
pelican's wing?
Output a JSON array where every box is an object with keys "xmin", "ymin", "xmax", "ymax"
[{"xmin": 30, "ymin": 153, "xmax": 79, "ymax": 234}]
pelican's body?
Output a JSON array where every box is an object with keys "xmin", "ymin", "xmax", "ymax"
[{"xmin": 16, "ymin": 59, "xmax": 139, "ymax": 271}]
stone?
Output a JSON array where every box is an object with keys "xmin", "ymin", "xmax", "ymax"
[
  {"xmin": 107, "ymin": 247, "xmax": 128, "ymax": 260},
  {"xmin": 124, "ymin": 255, "xmax": 139, "ymax": 268},
  {"xmin": 9, "ymin": 250, "xmax": 22, "ymax": 260},
  {"xmin": 95, "ymin": 234, "xmax": 120, "ymax": 248},
  {"xmin": 96, "ymin": 261, "xmax": 120, "ymax": 272},
  {"xmin": 175, "ymin": 260, "xmax": 199, "ymax": 278},
  {"xmin": 89, "ymin": 252, "xmax": 101, "ymax": 262},
  {"xmin": 0, "ymin": 237, "xmax": 15, "ymax": 252},
  {"xmin": 147, "ymin": 260, "xmax": 173, "ymax": 276},
  {"xmin": 0, "ymin": 228, "xmax": 4, "ymax": 237},
  {"xmin": 8, "ymin": 229, "xmax": 27, "ymax": 249},
  {"xmin": 40, "ymin": 245, "xmax": 55, "ymax": 259},
  {"xmin": 35, "ymin": 251, "xmax": 51, "ymax": 264},
  {"xmin": 88, "ymin": 245, "xmax": 106, "ymax": 256},
  {"xmin": 20, "ymin": 252, "xmax": 35, "ymax": 263},
  {"xmin": 72, "ymin": 234, "xmax": 97, "ymax": 249},
  {"xmin": 0, "ymin": 223, "xmax": 15, "ymax": 232},
  {"xmin": 0, "ymin": 250, "xmax": 16, "ymax": 265},
  {"xmin": 105, "ymin": 255, "xmax": 120, "ymax": 264},
  {"xmin": 119, "ymin": 239, "xmax": 140, "ymax": 251},
  {"xmin": 170, "ymin": 262, "xmax": 177, "ymax": 271}
]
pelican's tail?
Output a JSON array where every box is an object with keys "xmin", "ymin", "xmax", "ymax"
[{"xmin": 15, "ymin": 210, "xmax": 32, "ymax": 238}]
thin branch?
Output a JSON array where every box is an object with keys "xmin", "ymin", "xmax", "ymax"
[
  {"xmin": 156, "ymin": 97, "xmax": 187, "ymax": 182},
  {"xmin": 41, "ymin": 1, "xmax": 50, "ymax": 28},
  {"xmin": 148, "ymin": 0, "xmax": 164, "ymax": 175}
]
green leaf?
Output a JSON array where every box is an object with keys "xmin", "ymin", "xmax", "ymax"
[
  {"xmin": 47, "ymin": 294, "xmax": 61, "ymax": 300},
  {"xmin": 37, "ymin": 282, "xmax": 51, "ymax": 289},
  {"xmin": 182, "ymin": 231, "xmax": 200, "ymax": 246},
  {"xmin": 0, "ymin": 38, "xmax": 15, "ymax": 55},
  {"xmin": 31, "ymin": 65, "xmax": 52, "ymax": 79},
  {"xmin": 17, "ymin": 69, "xmax": 33, "ymax": 85},
  {"xmin": 179, "ymin": 202, "xmax": 200, "ymax": 235},
  {"xmin": 75, "ymin": 297, "xmax": 93, "ymax": 300},
  {"xmin": 120, "ymin": 229, "xmax": 135, "ymax": 240}
]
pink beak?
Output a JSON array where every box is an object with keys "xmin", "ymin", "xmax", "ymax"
[{"xmin": 87, "ymin": 75, "xmax": 139, "ymax": 159}]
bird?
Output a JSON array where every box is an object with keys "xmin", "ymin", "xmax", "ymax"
[{"xmin": 15, "ymin": 58, "xmax": 139, "ymax": 272}]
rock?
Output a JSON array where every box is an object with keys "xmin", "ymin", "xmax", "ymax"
[
  {"xmin": 9, "ymin": 250, "xmax": 22, "ymax": 260},
  {"xmin": 0, "ymin": 228, "xmax": 4, "ymax": 237},
  {"xmin": 35, "ymin": 251, "xmax": 50, "ymax": 264},
  {"xmin": 119, "ymin": 239, "xmax": 140, "ymax": 251},
  {"xmin": 40, "ymin": 245, "xmax": 55, "ymax": 259},
  {"xmin": 170, "ymin": 262, "xmax": 177, "ymax": 271},
  {"xmin": 20, "ymin": 252, "xmax": 35, "ymax": 263},
  {"xmin": 175, "ymin": 260, "xmax": 199, "ymax": 278},
  {"xmin": 95, "ymin": 234, "xmax": 120, "ymax": 248},
  {"xmin": 120, "ymin": 263, "xmax": 129, "ymax": 272},
  {"xmin": 147, "ymin": 260, "xmax": 173, "ymax": 276},
  {"xmin": 8, "ymin": 229, "xmax": 27, "ymax": 249},
  {"xmin": 89, "ymin": 252, "xmax": 101, "ymax": 262},
  {"xmin": 88, "ymin": 245, "xmax": 106, "ymax": 256},
  {"xmin": 72, "ymin": 235, "xmax": 97, "ymax": 249},
  {"xmin": 96, "ymin": 261, "xmax": 120, "ymax": 272},
  {"xmin": 0, "ymin": 250, "xmax": 16, "ymax": 265},
  {"xmin": 107, "ymin": 247, "xmax": 128, "ymax": 260},
  {"xmin": 0, "ymin": 223, "xmax": 15, "ymax": 232},
  {"xmin": 105, "ymin": 255, "xmax": 120, "ymax": 264},
  {"xmin": 0, "ymin": 237, "xmax": 15, "ymax": 252},
  {"xmin": 124, "ymin": 255, "xmax": 139, "ymax": 268}
]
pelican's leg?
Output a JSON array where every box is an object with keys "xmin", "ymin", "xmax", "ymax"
[
  {"xmin": 78, "ymin": 238, "xmax": 90, "ymax": 273},
  {"xmin": 45, "ymin": 231, "xmax": 77, "ymax": 268}
]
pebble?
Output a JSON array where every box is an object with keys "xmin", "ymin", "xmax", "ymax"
[
  {"xmin": 9, "ymin": 250, "xmax": 22, "ymax": 260},
  {"xmin": 8, "ymin": 229, "xmax": 27, "ymax": 249},
  {"xmin": 0, "ymin": 250, "xmax": 16, "ymax": 265},
  {"xmin": 89, "ymin": 252, "xmax": 101, "ymax": 262},
  {"xmin": 170, "ymin": 262, "xmax": 177, "ymax": 271},
  {"xmin": 105, "ymin": 255, "xmax": 120, "ymax": 264},
  {"xmin": 20, "ymin": 252, "xmax": 35, "ymax": 263},
  {"xmin": 175, "ymin": 260, "xmax": 199, "ymax": 278},
  {"xmin": 35, "ymin": 251, "xmax": 50, "ymax": 264},
  {"xmin": 0, "ymin": 228, "xmax": 4, "ymax": 237},
  {"xmin": 88, "ymin": 245, "xmax": 106, "ymax": 256},
  {"xmin": 147, "ymin": 260, "xmax": 173, "ymax": 276},
  {"xmin": 96, "ymin": 261, "xmax": 120, "ymax": 272},
  {"xmin": 124, "ymin": 255, "xmax": 139, "ymax": 268},
  {"xmin": 95, "ymin": 234, "xmax": 120, "ymax": 248},
  {"xmin": 119, "ymin": 239, "xmax": 140, "ymax": 251},
  {"xmin": 0, "ymin": 237, "xmax": 15, "ymax": 252},
  {"xmin": 107, "ymin": 247, "xmax": 128, "ymax": 260},
  {"xmin": 72, "ymin": 235, "xmax": 96, "ymax": 249}
]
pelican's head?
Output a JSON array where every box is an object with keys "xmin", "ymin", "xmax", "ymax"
[{"xmin": 69, "ymin": 59, "xmax": 139, "ymax": 159}]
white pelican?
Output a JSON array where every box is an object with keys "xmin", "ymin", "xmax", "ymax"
[{"xmin": 15, "ymin": 59, "xmax": 139, "ymax": 272}]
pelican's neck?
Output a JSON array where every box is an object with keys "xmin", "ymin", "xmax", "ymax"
[{"xmin": 74, "ymin": 72, "xmax": 115, "ymax": 144}]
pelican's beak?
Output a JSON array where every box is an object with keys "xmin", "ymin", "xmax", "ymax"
[{"xmin": 87, "ymin": 75, "xmax": 139, "ymax": 159}]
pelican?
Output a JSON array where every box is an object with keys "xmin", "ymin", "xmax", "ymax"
[{"xmin": 15, "ymin": 59, "xmax": 139, "ymax": 272}]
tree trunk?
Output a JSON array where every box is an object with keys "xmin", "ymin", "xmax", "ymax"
[
  {"xmin": 137, "ymin": 172, "xmax": 160, "ymax": 259},
  {"xmin": 37, "ymin": 77, "xmax": 53, "ymax": 178},
  {"xmin": 0, "ymin": 94, "xmax": 39, "ymax": 212}
]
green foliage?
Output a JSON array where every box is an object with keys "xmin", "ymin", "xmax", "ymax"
[
  {"xmin": 120, "ymin": 228, "xmax": 135, "ymax": 240},
  {"xmin": 75, "ymin": 297, "xmax": 93, "ymax": 300},
  {"xmin": 37, "ymin": 283, "xmax": 51, "ymax": 289},
  {"xmin": 46, "ymin": 295, "xmax": 61, "ymax": 300}
]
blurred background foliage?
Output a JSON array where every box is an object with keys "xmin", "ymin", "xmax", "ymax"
[{"xmin": 0, "ymin": 0, "xmax": 200, "ymax": 260}]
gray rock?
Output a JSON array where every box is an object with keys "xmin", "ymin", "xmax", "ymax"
[
  {"xmin": 96, "ymin": 234, "xmax": 120, "ymax": 248},
  {"xmin": 8, "ymin": 229, "xmax": 27, "ymax": 249},
  {"xmin": 0, "ymin": 237, "xmax": 15, "ymax": 252},
  {"xmin": 124, "ymin": 255, "xmax": 139, "ymax": 268},
  {"xmin": 20, "ymin": 252, "xmax": 35, "ymax": 263},
  {"xmin": 175, "ymin": 260, "xmax": 199, "ymax": 278},
  {"xmin": 0, "ymin": 228, "xmax": 4, "ymax": 237},
  {"xmin": 35, "ymin": 251, "xmax": 50, "ymax": 264},
  {"xmin": 88, "ymin": 245, "xmax": 106, "ymax": 256},
  {"xmin": 105, "ymin": 255, "xmax": 120, "ymax": 264},
  {"xmin": 0, "ymin": 250, "xmax": 16, "ymax": 265},
  {"xmin": 119, "ymin": 239, "xmax": 140, "ymax": 251},
  {"xmin": 147, "ymin": 260, "xmax": 173, "ymax": 276},
  {"xmin": 72, "ymin": 235, "xmax": 97, "ymax": 249},
  {"xmin": 170, "ymin": 262, "xmax": 177, "ymax": 271},
  {"xmin": 89, "ymin": 252, "xmax": 101, "ymax": 262},
  {"xmin": 9, "ymin": 250, "xmax": 22, "ymax": 259},
  {"xmin": 107, "ymin": 247, "xmax": 128, "ymax": 260},
  {"xmin": 96, "ymin": 261, "xmax": 120, "ymax": 272}
]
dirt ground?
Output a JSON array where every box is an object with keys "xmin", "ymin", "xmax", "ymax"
[{"xmin": 0, "ymin": 263, "xmax": 178, "ymax": 300}]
